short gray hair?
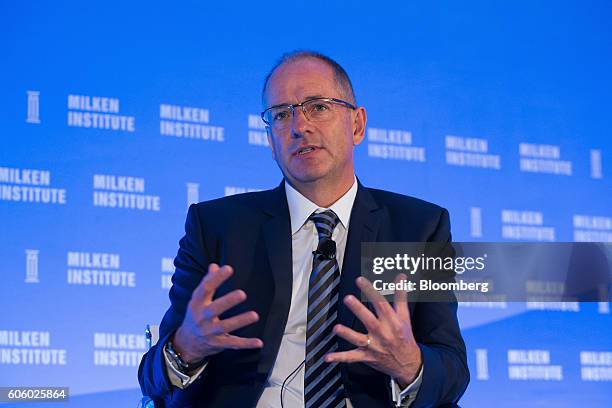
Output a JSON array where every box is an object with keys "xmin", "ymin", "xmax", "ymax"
[{"xmin": 261, "ymin": 50, "xmax": 356, "ymax": 108}]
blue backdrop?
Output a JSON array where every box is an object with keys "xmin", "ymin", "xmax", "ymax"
[{"xmin": 1, "ymin": 1, "xmax": 611, "ymax": 406}]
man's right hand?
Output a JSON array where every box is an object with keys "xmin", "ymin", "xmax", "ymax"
[{"xmin": 172, "ymin": 263, "xmax": 263, "ymax": 363}]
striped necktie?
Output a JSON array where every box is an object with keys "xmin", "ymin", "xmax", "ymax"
[{"xmin": 304, "ymin": 210, "xmax": 347, "ymax": 408}]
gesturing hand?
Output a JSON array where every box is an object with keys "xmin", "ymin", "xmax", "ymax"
[
  {"xmin": 172, "ymin": 263, "xmax": 263, "ymax": 364},
  {"xmin": 324, "ymin": 274, "xmax": 422, "ymax": 387}
]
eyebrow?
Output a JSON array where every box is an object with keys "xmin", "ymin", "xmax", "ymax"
[
  {"xmin": 303, "ymin": 94, "xmax": 325, "ymax": 100},
  {"xmin": 268, "ymin": 95, "xmax": 327, "ymax": 109}
]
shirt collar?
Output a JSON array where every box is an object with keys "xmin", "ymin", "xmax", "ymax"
[{"xmin": 285, "ymin": 176, "xmax": 358, "ymax": 235}]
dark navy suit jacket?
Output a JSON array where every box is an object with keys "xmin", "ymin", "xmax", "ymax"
[{"xmin": 138, "ymin": 181, "xmax": 469, "ymax": 407}]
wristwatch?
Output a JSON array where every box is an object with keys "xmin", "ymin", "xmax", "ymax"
[{"xmin": 165, "ymin": 340, "xmax": 208, "ymax": 374}]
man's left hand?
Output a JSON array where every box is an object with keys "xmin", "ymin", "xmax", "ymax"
[{"xmin": 324, "ymin": 274, "xmax": 422, "ymax": 387}]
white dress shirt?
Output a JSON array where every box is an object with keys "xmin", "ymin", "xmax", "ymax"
[{"xmin": 164, "ymin": 176, "xmax": 423, "ymax": 407}]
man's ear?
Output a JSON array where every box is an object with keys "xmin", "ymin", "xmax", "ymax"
[
  {"xmin": 266, "ymin": 127, "xmax": 276, "ymax": 160},
  {"xmin": 352, "ymin": 107, "xmax": 367, "ymax": 146}
]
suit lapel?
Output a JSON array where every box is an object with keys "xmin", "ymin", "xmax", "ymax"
[
  {"xmin": 338, "ymin": 182, "xmax": 385, "ymax": 333},
  {"xmin": 257, "ymin": 181, "xmax": 294, "ymax": 374}
]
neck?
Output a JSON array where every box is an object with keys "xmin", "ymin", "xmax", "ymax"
[{"xmin": 287, "ymin": 173, "xmax": 355, "ymax": 208}]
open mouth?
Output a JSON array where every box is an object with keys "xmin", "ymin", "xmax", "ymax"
[{"xmin": 295, "ymin": 146, "xmax": 318, "ymax": 156}]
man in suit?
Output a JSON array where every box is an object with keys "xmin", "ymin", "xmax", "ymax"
[{"xmin": 139, "ymin": 51, "xmax": 469, "ymax": 407}]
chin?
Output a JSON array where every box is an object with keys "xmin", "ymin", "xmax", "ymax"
[
  {"xmin": 287, "ymin": 170, "xmax": 329, "ymax": 185},
  {"xmin": 286, "ymin": 166, "xmax": 329, "ymax": 183},
  {"xmin": 292, "ymin": 175, "xmax": 324, "ymax": 184}
]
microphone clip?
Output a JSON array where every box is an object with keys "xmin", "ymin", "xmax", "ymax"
[{"xmin": 313, "ymin": 238, "xmax": 336, "ymax": 260}]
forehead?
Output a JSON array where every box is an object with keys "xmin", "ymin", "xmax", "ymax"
[{"xmin": 266, "ymin": 58, "xmax": 342, "ymax": 105}]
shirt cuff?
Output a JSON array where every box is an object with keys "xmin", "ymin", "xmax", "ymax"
[
  {"xmin": 163, "ymin": 342, "xmax": 208, "ymax": 389},
  {"xmin": 390, "ymin": 364, "xmax": 423, "ymax": 407}
]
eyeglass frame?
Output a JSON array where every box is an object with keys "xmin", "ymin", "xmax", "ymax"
[{"xmin": 260, "ymin": 97, "xmax": 357, "ymax": 128}]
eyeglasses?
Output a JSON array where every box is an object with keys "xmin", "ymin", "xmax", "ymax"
[{"xmin": 261, "ymin": 97, "xmax": 356, "ymax": 130}]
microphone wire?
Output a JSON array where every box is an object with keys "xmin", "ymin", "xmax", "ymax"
[{"xmin": 280, "ymin": 359, "xmax": 305, "ymax": 408}]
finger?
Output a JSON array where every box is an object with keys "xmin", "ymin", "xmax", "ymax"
[
  {"xmin": 192, "ymin": 263, "xmax": 218, "ymax": 300},
  {"xmin": 216, "ymin": 334, "xmax": 264, "ymax": 350},
  {"xmin": 333, "ymin": 324, "xmax": 369, "ymax": 348},
  {"xmin": 218, "ymin": 311, "xmax": 260, "ymax": 334},
  {"xmin": 204, "ymin": 289, "xmax": 248, "ymax": 319},
  {"xmin": 324, "ymin": 349, "xmax": 370, "ymax": 364},
  {"xmin": 356, "ymin": 277, "xmax": 394, "ymax": 319},
  {"xmin": 393, "ymin": 273, "xmax": 410, "ymax": 322},
  {"xmin": 343, "ymin": 294, "xmax": 380, "ymax": 333},
  {"xmin": 200, "ymin": 264, "xmax": 234, "ymax": 304}
]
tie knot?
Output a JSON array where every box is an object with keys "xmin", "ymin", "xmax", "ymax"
[{"xmin": 309, "ymin": 209, "xmax": 340, "ymax": 240}]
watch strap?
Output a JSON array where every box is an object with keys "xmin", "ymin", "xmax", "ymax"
[{"xmin": 165, "ymin": 340, "xmax": 208, "ymax": 373}]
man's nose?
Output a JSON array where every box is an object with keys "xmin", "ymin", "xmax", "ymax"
[{"xmin": 290, "ymin": 107, "xmax": 309, "ymax": 138}]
